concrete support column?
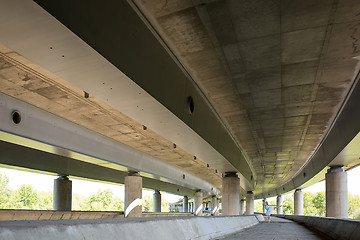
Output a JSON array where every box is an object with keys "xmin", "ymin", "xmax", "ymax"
[
  {"xmin": 183, "ymin": 196, "xmax": 189, "ymax": 212},
  {"xmin": 326, "ymin": 166, "xmax": 348, "ymax": 218},
  {"xmin": 294, "ymin": 189, "xmax": 304, "ymax": 215},
  {"xmin": 262, "ymin": 198, "xmax": 267, "ymax": 214},
  {"xmin": 153, "ymin": 190, "xmax": 161, "ymax": 213},
  {"xmin": 277, "ymin": 195, "xmax": 283, "ymax": 214},
  {"xmin": 125, "ymin": 172, "xmax": 142, "ymax": 218},
  {"xmin": 246, "ymin": 191, "xmax": 254, "ymax": 215},
  {"xmin": 240, "ymin": 199, "xmax": 245, "ymax": 215},
  {"xmin": 194, "ymin": 191, "xmax": 203, "ymax": 216},
  {"xmin": 222, "ymin": 172, "xmax": 240, "ymax": 216},
  {"xmin": 211, "ymin": 196, "xmax": 219, "ymax": 216},
  {"xmin": 53, "ymin": 175, "xmax": 72, "ymax": 211}
]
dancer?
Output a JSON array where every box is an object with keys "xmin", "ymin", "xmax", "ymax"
[{"xmin": 263, "ymin": 200, "xmax": 282, "ymax": 223}]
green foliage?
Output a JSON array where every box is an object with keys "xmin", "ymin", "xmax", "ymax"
[
  {"xmin": 282, "ymin": 194, "xmax": 294, "ymax": 215},
  {"xmin": 348, "ymin": 193, "xmax": 360, "ymax": 219},
  {"xmin": 81, "ymin": 189, "xmax": 124, "ymax": 211},
  {"xmin": 13, "ymin": 185, "xmax": 40, "ymax": 209},
  {"xmin": 0, "ymin": 172, "xmax": 10, "ymax": 208}
]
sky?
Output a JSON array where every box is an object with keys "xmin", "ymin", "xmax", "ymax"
[{"xmin": 0, "ymin": 165, "xmax": 359, "ymax": 203}]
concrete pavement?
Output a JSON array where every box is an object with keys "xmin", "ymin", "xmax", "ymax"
[{"xmin": 217, "ymin": 217, "xmax": 332, "ymax": 240}]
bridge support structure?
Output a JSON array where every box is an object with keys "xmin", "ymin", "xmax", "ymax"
[
  {"xmin": 246, "ymin": 191, "xmax": 254, "ymax": 215},
  {"xmin": 277, "ymin": 195, "xmax": 283, "ymax": 214},
  {"xmin": 124, "ymin": 172, "xmax": 142, "ymax": 218},
  {"xmin": 153, "ymin": 190, "xmax": 161, "ymax": 213},
  {"xmin": 222, "ymin": 172, "xmax": 240, "ymax": 215},
  {"xmin": 194, "ymin": 191, "xmax": 203, "ymax": 216},
  {"xmin": 326, "ymin": 166, "xmax": 348, "ymax": 218},
  {"xmin": 53, "ymin": 175, "xmax": 72, "ymax": 211},
  {"xmin": 294, "ymin": 189, "xmax": 304, "ymax": 215}
]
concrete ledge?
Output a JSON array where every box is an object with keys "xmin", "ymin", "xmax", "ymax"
[
  {"xmin": 275, "ymin": 214, "xmax": 360, "ymax": 240},
  {"xmin": 0, "ymin": 215, "xmax": 261, "ymax": 240},
  {"xmin": 0, "ymin": 209, "xmax": 196, "ymax": 221}
]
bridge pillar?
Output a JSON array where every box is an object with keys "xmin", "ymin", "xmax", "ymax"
[
  {"xmin": 222, "ymin": 172, "xmax": 240, "ymax": 215},
  {"xmin": 53, "ymin": 175, "xmax": 72, "ymax": 211},
  {"xmin": 211, "ymin": 195, "xmax": 219, "ymax": 216},
  {"xmin": 194, "ymin": 191, "xmax": 203, "ymax": 216},
  {"xmin": 326, "ymin": 166, "xmax": 348, "ymax": 218},
  {"xmin": 262, "ymin": 198, "xmax": 267, "ymax": 214},
  {"xmin": 240, "ymin": 199, "xmax": 245, "ymax": 215},
  {"xmin": 277, "ymin": 195, "xmax": 283, "ymax": 214},
  {"xmin": 294, "ymin": 189, "xmax": 304, "ymax": 215},
  {"xmin": 183, "ymin": 196, "xmax": 189, "ymax": 212},
  {"xmin": 153, "ymin": 190, "xmax": 161, "ymax": 212},
  {"xmin": 125, "ymin": 172, "xmax": 142, "ymax": 218},
  {"xmin": 246, "ymin": 191, "xmax": 254, "ymax": 215}
]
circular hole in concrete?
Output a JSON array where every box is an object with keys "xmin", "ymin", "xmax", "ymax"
[
  {"xmin": 187, "ymin": 96, "xmax": 194, "ymax": 114},
  {"xmin": 303, "ymin": 172, "xmax": 306, "ymax": 178},
  {"xmin": 12, "ymin": 111, "xmax": 21, "ymax": 124}
]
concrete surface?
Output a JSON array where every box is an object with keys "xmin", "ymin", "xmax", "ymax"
[
  {"xmin": 0, "ymin": 210, "xmax": 194, "ymax": 221},
  {"xmin": 0, "ymin": 215, "xmax": 260, "ymax": 240},
  {"xmin": 326, "ymin": 167, "xmax": 348, "ymax": 217},
  {"xmin": 278, "ymin": 214, "xmax": 360, "ymax": 240},
  {"xmin": 217, "ymin": 217, "xmax": 332, "ymax": 240}
]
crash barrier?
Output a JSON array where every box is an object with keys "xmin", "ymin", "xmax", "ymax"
[
  {"xmin": 275, "ymin": 214, "xmax": 360, "ymax": 240},
  {"xmin": 0, "ymin": 214, "xmax": 264, "ymax": 240},
  {"xmin": 0, "ymin": 209, "xmax": 194, "ymax": 221}
]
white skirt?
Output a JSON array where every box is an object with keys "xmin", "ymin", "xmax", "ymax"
[{"xmin": 265, "ymin": 206, "xmax": 275, "ymax": 216}]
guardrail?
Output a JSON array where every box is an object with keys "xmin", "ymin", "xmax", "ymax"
[{"xmin": 275, "ymin": 214, "xmax": 360, "ymax": 240}]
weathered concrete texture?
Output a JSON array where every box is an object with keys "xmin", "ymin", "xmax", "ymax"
[
  {"xmin": 222, "ymin": 173, "xmax": 240, "ymax": 216},
  {"xmin": 246, "ymin": 191, "xmax": 254, "ymax": 215},
  {"xmin": 326, "ymin": 167, "xmax": 348, "ymax": 218},
  {"xmin": 220, "ymin": 217, "xmax": 332, "ymax": 240},
  {"xmin": 124, "ymin": 174, "xmax": 142, "ymax": 218},
  {"xmin": 279, "ymin": 215, "xmax": 360, "ymax": 240},
  {"xmin": 53, "ymin": 176, "xmax": 72, "ymax": 211},
  {"xmin": 277, "ymin": 195, "xmax": 283, "ymax": 214},
  {"xmin": 153, "ymin": 190, "xmax": 161, "ymax": 213},
  {"xmin": 195, "ymin": 191, "xmax": 204, "ymax": 216},
  {"xmin": 294, "ymin": 189, "xmax": 304, "ymax": 215},
  {"xmin": 0, "ymin": 215, "xmax": 260, "ymax": 240},
  {"xmin": 0, "ymin": 209, "xmax": 193, "ymax": 221}
]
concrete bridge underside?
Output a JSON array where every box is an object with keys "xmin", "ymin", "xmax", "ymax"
[{"xmin": 0, "ymin": 0, "xmax": 360, "ymax": 204}]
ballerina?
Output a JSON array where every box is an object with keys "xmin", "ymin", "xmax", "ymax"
[{"xmin": 263, "ymin": 200, "xmax": 282, "ymax": 223}]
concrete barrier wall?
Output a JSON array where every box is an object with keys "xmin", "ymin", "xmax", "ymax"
[
  {"xmin": 0, "ymin": 215, "xmax": 261, "ymax": 240},
  {"xmin": 0, "ymin": 209, "xmax": 195, "ymax": 221},
  {"xmin": 276, "ymin": 214, "xmax": 360, "ymax": 240}
]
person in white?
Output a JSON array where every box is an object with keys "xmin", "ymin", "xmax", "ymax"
[{"xmin": 264, "ymin": 200, "xmax": 282, "ymax": 223}]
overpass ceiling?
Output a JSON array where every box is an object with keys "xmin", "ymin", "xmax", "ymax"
[
  {"xmin": 0, "ymin": 0, "xmax": 359, "ymax": 197},
  {"xmin": 131, "ymin": 0, "xmax": 360, "ymax": 193}
]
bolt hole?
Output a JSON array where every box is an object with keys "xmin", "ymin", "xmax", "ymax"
[
  {"xmin": 207, "ymin": 164, "xmax": 209, "ymax": 167},
  {"xmin": 183, "ymin": 174, "xmax": 185, "ymax": 179},
  {"xmin": 303, "ymin": 172, "xmax": 306, "ymax": 178},
  {"xmin": 173, "ymin": 143, "xmax": 176, "ymax": 149},
  {"xmin": 251, "ymin": 175, "xmax": 253, "ymax": 181},
  {"xmin": 12, "ymin": 111, "xmax": 21, "ymax": 124},
  {"xmin": 193, "ymin": 156, "xmax": 196, "ymax": 160},
  {"xmin": 187, "ymin": 96, "xmax": 194, "ymax": 114},
  {"xmin": 143, "ymin": 125, "xmax": 147, "ymax": 130},
  {"xmin": 84, "ymin": 91, "xmax": 89, "ymax": 98},
  {"xmin": 283, "ymin": 187, "xmax": 285, "ymax": 191}
]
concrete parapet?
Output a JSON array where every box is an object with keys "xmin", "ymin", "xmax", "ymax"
[
  {"xmin": 275, "ymin": 214, "xmax": 360, "ymax": 240},
  {"xmin": 0, "ymin": 215, "xmax": 260, "ymax": 240}
]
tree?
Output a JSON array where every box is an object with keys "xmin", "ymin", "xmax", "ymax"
[
  {"xmin": 348, "ymin": 193, "xmax": 360, "ymax": 219},
  {"xmin": 13, "ymin": 185, "xmax": 39, "ymax": 209},
  {"xmin": 0, "ymin": 172, "xmax": 11, "ymax": 208},
  {"xmin": 312, "ymin": 192, "xmax": 325, "ymax": 217},
  {"xmin": 282, "ymin": 194, "xmax": 294, "ymax": 215},
  {"xmin": 81, "ymin": 189, "xmax": 124, "ymax": 211}
]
